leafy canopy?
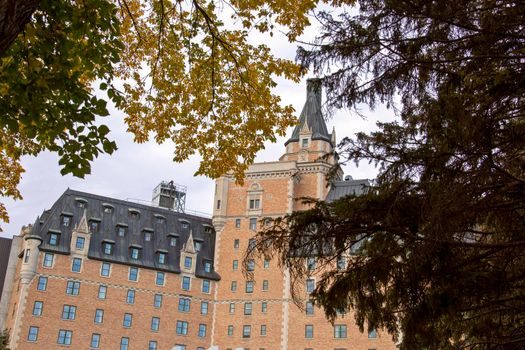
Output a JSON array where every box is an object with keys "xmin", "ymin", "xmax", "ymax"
[{"xmin": 253, "ymin": 1, "xmax": 525, "ymax": 350}]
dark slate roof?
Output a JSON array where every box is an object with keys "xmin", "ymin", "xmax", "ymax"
[
  {"xmin": 285, "ymin": 78, "xmax": 333, "ymax": 146},
  {"xmin": 31, "ymin": 189, "xmax": 220, "ymax": 280},
  {"xmin": 326, "ymin": 179, "xmax": 371, "ymax": 202},
  {"xmin": 0, "ymin": 237, "xmax": 12, "ymax": 301}
]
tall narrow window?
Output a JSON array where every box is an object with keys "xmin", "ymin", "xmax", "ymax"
[
  {"xmin": 24, "ymin": 249, "xmax": 30, "ymax": 263},
  {"xmin": 120, "ymin": 337, "xmax": 129, "ymax": 350},
  {"xmin": 200, "ymin": 301, "xmax": 209, "ymax": 315},
  {"xmin": 71, "ymin": 258, "xmax": 82, "ymax": 273},
  {"xmin": 244, "ymin": 302, "xmax": 252, "ymax": 315},
  {"xmin": 123, "ymin": 313, "xmax": 133, "ymax": 328},
  {"xmin": 98, "ymin": 285, "xmax": 107, "ymax": 299},
  {"xmin": 184, "ymin": 256, "xmax": 192, "ymax": 269},
  {"xmin": 27, "ymin": 327, "xmax": 39, "ymax": 342},
  {"xmin": 43, "ymin": 253, "xmax": 54, "ymax": 267},
  {"xmin": 90, "ymin": 334, "xmax": 101, "ymax": 348},
  {"xmin": 126, "ymin": 290, "xmax": 135, "ymax": 304},
  {"xmin": 243, "ymin": 325, "xmax": 251, "ymax": 338},
  {"xmin": 128, "ymin": 267, "xmax": 138, "ymax": 281},
  {"xmin": 181, "ymin": 276, "xmax": 190, "ymax": 290},
  {"xmin": 216, "ymin": 200, "xmax": 221, "ymax": 209},
  {"xmin": 101, "ymin": 263, "xmax": 111, "ymax": 277},
  {"xmin": 245, "ymin": 281, "xmax": 254, "ymax": 293},
  {"xmin": 94, "ymin": 309, "xmax": 104, "ymax": 324},
  {"xmin": 151, "ymin": 317, "xmax": 160, "ymax": 331},
  {"xmin": 305, "ymin": 325, "xmax": 314, "ymax": 338},
  {"xmin": 154, "ymin": 294, "xmax": 162, "ymax": 308},
  {"xmin": 49, "ymin": 233, "xmax": 60, "ymax": 246},
  {"xmin": 103, "ymin": 242, "xmax": 114, "ymax": 255},
  {"xmin": 156, "ymin": 272, "xmax": 165, "ymax": 286},
  {"xmin": 37, "ymin": 276, "xmax": 47, "ymax": 291},
  {"xmin": 198, "ymin": 324, "xmax": 207, "ymax": 337},
  {"xmin": 249, "ymin": 218, "xmax": 257, "ymax": 231},
  {"xmin": 32, "ymin": 301, "xmax": 43, "ymax": 316},
  {"xmin": 75, "ymin": 237, "xmax": 85, "ymax": 249},
  {"xmin": 202, "ymin": 280, "xmax": 210, "ymax": 293}
]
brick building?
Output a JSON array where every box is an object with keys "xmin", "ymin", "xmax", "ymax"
[{"xmin": 0, "ymin": 79, "xmax": 396, "ymax": 350}]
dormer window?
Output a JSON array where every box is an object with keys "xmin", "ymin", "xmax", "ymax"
[
  {"xmin": 169, "ymin": 236, "xmax": 178, "ymax": 247},
  {"xmin": 204, "ymin": 225, "xmax": 213, "ymax": 234},
  {"xmin": 204, "ymin": 260, "xmax": 212, "ymax": 273},
  {"xmin": 143, "ymin": 229, "xmax": 154, "ymax": 242},
  {"xmin": 102, "ymin": 241, "xmax": 114, "ymax": 255},
  {"xmin": 154, "ymin": 214, "xmax": 165, "ymax": 225},
  {"xmin": 89, "ymin": 220, "xmax": 100, "ymax": 233},
  {"xmin": 302, "ymin": 138, "xmax": 309, "ymax": 148},
  {"xmin": 128, "ymin": 208, "xmax": 140, "ymax": 219},
  {"xmin": 75, "ymin": 198, "xmax": 88, "ymax": 208},
  {"xmin": 117, "ymin": 225, "xmax": 127, "ymax": 237},
  {"xmin": 184, "ymin": 256, "xmax": 192, "ymax": 269},
  {"xmin": 179, "ymin": 219, "xmax": 190, "ymax": 229},
  {"xmin": 48, "ymin": 232, "xmax": 60, "ymax": 246},
  {"xmin": 61, "ymin": 215, "xmax": 72, "ymax": 227},
  {"xmin": 195, "ymin": 240, "xmax": 203, "ymax": 252},
  {"xmin": 130, "ymin": 246, "xmax": 142, "ymax": 260},
  {"xmin": 102, "ymin": 203, "xmax": 114, "ymax": 214},
  {"xmin": 157, "ymin": 251, "xmax": 167, "ymax": 264}
]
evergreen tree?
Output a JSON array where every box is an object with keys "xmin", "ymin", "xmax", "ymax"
[{"xmin": 0, "ymin": 329, "xmax": 10, "ymax": 350}]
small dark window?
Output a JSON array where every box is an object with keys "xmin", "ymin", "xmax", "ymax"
[
  {"xmin": 234, "ymin": 239, "xmax": 239, "ymax": 249},
  {"xmin": 235, "ymin": 219, "xmax": 241, "ymax": 228},
  {"xmin": 89, "ymin": 221, "xmax": 99, "ymax": 233},
  {"xmin": 48, "ymin": 233, "xmax": 60, "ymax": 246},
  {"xmin": 117, "ymin": 226, "xmax": 127, "ymax": 237},
  {"xmin": 61, "ymin": 216, "xmax": 71, "ymax": 227},
  {"xmin": 249, "ymin": 199, "xmax": 260, "ymax": 209},
  {"xmin": 195, "ymin": 241, "xmax": 203, "ymax": 251},
  {"xmin": 302, "ymin": 138, "xmax": 308, "ymax": 147},
  {"xmin": 216, "ymin": 200, "xmax": 221, "ymax": 209}
]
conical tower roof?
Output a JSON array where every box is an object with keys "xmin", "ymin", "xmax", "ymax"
[{"xmin": 285, "ymin": 78, "xmax": 332, "ymax": 146}]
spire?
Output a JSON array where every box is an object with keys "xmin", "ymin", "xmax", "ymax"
[
  {"xmin": 76, "ymin": 211, "xmax": 89, "ymax": 234},
  {"xmin": 183, "ymin": 230, "xmax": 196, "ymax": 254},
  {"xmin": 285, "ymin": 78, "xmax": 332, "ymax": 146}
]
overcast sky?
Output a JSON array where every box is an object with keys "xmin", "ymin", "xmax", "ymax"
[{"xmin": 1, "ymin": 12, "xmax": 395, "ymax": 237}]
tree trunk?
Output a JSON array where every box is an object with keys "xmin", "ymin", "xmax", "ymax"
[{"xmin": 0, "ymin": 0, "xmax": 40, "ymax": 56}]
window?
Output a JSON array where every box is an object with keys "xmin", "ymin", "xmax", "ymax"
[
  {"xmin": 243, "ymin": 325, "xmax": 251, "ymax": 338},
  {"xmin": 306, "ymin": 301, "xmax": 314, "ymax": 315},
  {"xmin": 261, "ymin": 302, "xmax": 267, "ymax": 313},
  {"xmin": 90, "ymin": 333, "xmax": 100, "ymax": 348},
  {"xmin": 198, "ymin": 324, "xmax": 206, "ymax": 337},
  {"xmin": 247, "ymin": 259, "xmax": 255, "ymax": 271},
  {"xmin": 49, "ymin": 233, "xmax": 60, "ymax": 246},
  {"xmin": 235, "ymin": 219, "xmax": 241, "ymax": 229},
  {"xmin": 229, "ymin": 303, "xmax": 235, "ymax": 313},
  {"xmin": 246, "ymin": 281, "xmax": 254, "ymax": 293},
  {"xmin": 195, "ymin": 241, "xmax": 203, "ymax": 251},
  {"xmin": 249, "ymin": 218, "xmax": 257, "ymax": 231},
  {"xmin": 248, "ymin": 238, "xmax": 256, "ymax": 249},
  {"xmin": 94, "ymin": 309, "xmax": 104, "ymax": 324},
  {"xmin": 181, "ymin": 276, "xmax": 190, "ymax": 290},
  {"xmin": 334, "ymin": 325, "xmax": 347, "ymax": 339},
  {"xmin": 103, "ymin": 242, "xmax": 113, "ymax": 255},
  {"xmin": 158, "ymin": 252, "xmax": 167, "ymax": 264},
  {"xmin": 368, "ymin": 329, "xmax": 378, "ymax": 339},
  {"xmin": 176, "ymin": 320, "xmax": 188, "ymax": 335},
  {"xmin": 24, "ymin": 249, "xmax": 30, "ymax": 263},
  {"xmin": 305, "ymin": 325, "xmax": 314, "ymax": 338},
  {"xmin": 262, "ymin": 280, "xmax": 269, "ymax": 291},
  {"xmin": 76, "ymin": 200, "xmax": 86, "ymax": 208},
  {"xmin": 123, "ymin": 313, "xmax": 133, "ymax": 328},
  {"xmin": 234, "ymin": 239, "xmax": 239, "ymax": 249},
  {"xmin": 144, "ymin": 232, "xmax": 152, "ymax": 241},
  {"xmin": 126, "ymin": 290, "xmax": 135, "ymax": 304},
  {"xmin": 130, "ymin": 247, "xmax": 140, "ymax": 260},
  {"xmin": 71, "ymin": 258, "xmax": 82, "ymax": 272},
  {"xmin": 90, "ymin": 221, "xmax": 99, "ymax": 233},
  {"xmin": 62, "ymin": 305, "xmax": 76, "ymax": 320},
  {"xmin": 204, "ymin": 260, "xmax": 212, "ymax": 272},
  {"xmin": 231, "ymin": 281, "xmax": 237, "ymax": 292},
  {"xmin": 66, "ymin": 281, "xmax": 80, "ymax": 295},
  {"xmin": 178, "ymin": 298, "xmax": 191, "ymax": 312},
  {"xmin": 27, "ymin": 326, "xmax": 39, "ymax": 342},
  {"xmin": 98, "ymin": 285, "xmax": 107, "ymax": 299},
  {"xmin": 156, "ymin": 272, "xmax": 165, "ymax": 286},
  {"xmin": 263, "ymin": 259, "xmax": 269, "ymax": 268},
  {"xmin": 151, "ymin": 317, "xmax": 160, "ymax": 331},
  {"xmin": 43, "ymin": 253, "xmax": 54, "ymax": 267},
  {"xmin": 57, "ymin": 330, "xmax": 72, "ymax": 345},
  {"xmin": 216, "ymin": 199, "xmax": 221, "ymax": 209},
  {"xmin": 249, "ymin": 198, "xmax": 260, "ymax": 209},
  {"xmin": 227, "ymin": 325, "xmax": 234, "ymax": 336},
  {"xmin": 181, "ymin": 222, "xmax": 189, "ymax": 229},
  {"xmin": 337, "ymin": 257, "xmax": 346, "ymax": 270},
  {"xmin": 175, "ymin": 345, "xmax": 186, "ymax": 350},
  {"xmin": 128, "ymin": 267, "xmax": 138, "ymax": 281},
  {"xmin": 120, "ymin": 337, "xmax": 129, "ymax": 350},
  {"xmin": 244, "ymin": 302, "xmax": 252, "ymax": 315},
  {"xmin": 170, "ymin": 236, "xmax": 177, "ymax": 247},
  {"xmin": 154, "ymin": 294, "xmax": 162, "ymax": 308},
  {"xmin": 62, "ymin": 215, "xmax": 71, "ymax": 227},
  {"xmin": 307, "ymin": 257, "xmax": 316, "ymax": 270},
  {"xmin": 232, "ymin": 260, "xmax": 238, "ymax": 270},
  {"xmin": 97, "ymin": 262, "xmax": 109, "ymax": 277},
  {"xmin": 75, "ymin": 237, "xmax": 85, "ymax": 250},
  {"xmin": 260, "ymin": 325, "xmax": 267, "ymax": 336},
  {"xmin": 200, "ymin": 301, "xmax": 208, "ymax": 315},
  {"xmin": 202, "ymin": 279, "xmax": 210, "ymax": 293},
  {"xmin": 302, "ymin": 138, "xmax": 308, "ymax": 147},
  {"xmin": 117, "ymin": 226, "xmax": 127, "ymax": 237},
  {"xmin": 156, "ymin": 216, "xmax": 165, "ymax": 225},
  {"xmin": 32, "ymin": 301, "xmax": 43, "ymax": 316},
  {"xmin": 37, "ymin": 276, "xmax": 47, "ymax": 291},
  {"xmin": 148, "ymin": 341, "xmax": 157, "ymax": 350},
  {"xmin": 184, "ymin": 256, "xmax": 192, "ymax": 269},
  {"xmin": 104, "ymin": 206, "xmax": 113, "ymax": 214},
  {"xmin": 306, "ymin": 279, "xmax": 315, "ymax": 293}
]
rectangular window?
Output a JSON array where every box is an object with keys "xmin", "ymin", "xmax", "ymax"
[
  {"xmin": 156, "ymin": 272, "xmax": 165, "ymax": 286},
  {"xmin": 262, "ymin": 280, "xmax": 269, "ymax": 291},
  {"xmin": 235, "ymin": 219, "xmax": 241, "ymax": 228},
  {"xmin": 49, "ymin": 233, "xmax": 60, "ymax": 246},
  {"xmin": 263, "ymin": 259, "xmax": 269, "ymax": 268},
  {"xmin": 306, "ymin": 301, "xmax": 314, "ymax": 315},
  {"xmin": 307, "ymin": 257, "xmax": 316, "ymax": 270},
  {"xmin": 24, "ymin": 249, "xmax": 30, "ymax": 263},
  {"xmin": 27, "ymin": 326, "xmax": 39, "ymax": 342},
  {"xmin": 128, "ymin": 267, "xmax": 138, "ymax": 281},
  {"xmin": 120, "ymin": 337, "xmax": 129, "ymax": 350},
  {"xmin": 204, "ymin": 261, "xmax": 211, "ymax": 272},
  {"xmin": 260, "ymin": 325, "xmax": 267, "ymax": 336},
  {"xmin": 200, "ymin": 301, "xmax": 208, "ymax": 315},
  {"xmin": 305, "ymin": 325, "xmax": 314, "ymax": 338},
  {"xmin": 245, "ymin": 281, "xmax": 254, "ymax": 293},
  {"xmin": 334, "ymin": 325, "xmax": 347, "ymax": 338},
  {"xmin": 232, "ymin": 260, "xmax": 238, "ymax": 270},
  {"xmin": 71, "ymin": 258, "xmax": 82, "ymax": 272},
  {"xmin": 261, "ymin": 302, "xmax": 267, "ymax": 313},
  {"xmin": 170, "ymin": 237, "xmax": 177, "ymax": 247},
  {"xmin": 62, "ymin": 215, "xmax": 71, "ymax": 227},
  {"xmin": 181, "ymin": 276, "xmax": 190, "ymax": 290},
  {"xmin": 101, "ymin": 262, "xmax": 111, "ymax": 277},
  {"xmin": 98, "ymin": 285, "xmax": 107, "ymax": 299},
  {"xmin": 103, "ymin": 242, "xmax": 113, "ymax": 255},
  {"xmin": 231, "ymin": 281, "xmax": 237, "ymax": 292},
  {"xmin": 43, "ymin": 253, "xmax": 54, "ymax": 267},
  {"xmin": 176, "ymin": 320, "xmax": 188, "ymax": 335},
  {"xmin": 148, "ymin": 341, "xmax": 157, "ymax": 350},
  {"xmin": 61, "ymin": 305, "xmax": 76, "ymax": 320},
  {"xmin": 32, "ymin": 301, "xmax": 43, "ymax": 316},
  {"xmin": 90, "ymin": 333, "xmax": 101, "ymax": 348},
  {"xmin": 198, "ymin": 324, "xmax": 206, "ymax": 337},
  {"xmin": 337, "ymin": 257, "xmax": 346, "ymax": 270},
  {"xmin": 75, "ymin": 237, "xmax": 85, "ymax": 249},
  {"xmin": 202, "ymin": 280, "xmax": 210, "ymax": 293},
  {"xmin": 90, "ymin": 221, "xmax": 99, "ymax": 233},
  {"xmin": 151, "ymin": 317, "xmax": 160, "ymax": 331},
  {"xmin": 247, "ymin": 259, "xmax": 255, "ymax": 271},
  {"xmin": 57, "ymin": 329, "xmax": 73, "ymax": 345},
  {"xmin": 37, "ymin": 276, "xmax": 47, "ymax": 291},
  {"xmin": 94, "ymin": 309, "xmax": 104, "ymax": 324},
  {"xmin": 154, "ymin": 294, "xmax": 162, "ymax": 308},
  {"xmin": 117, "ymin": 226, "xmax": 126, "ymax": 237},
  {"xmin": 249, "ymin": 199, "xmax": 260, "ymax": 209},
  {"xmin": 184, "ymin": 256, "xmax": 192, "ymax": 269},
  {"xmin": 123, "ymin": 313, "xmax": 132, "ymax": 328},
  {"xmin": 195, "ymin": 241, "xmax": 203, "ymax": 251},
  {"xmin": 243, "ymin": 325, "xmax": 251, "ymax": 338},
  {"xmin": 249, "ymin": 218, "xmax": 257, "ymax": 231},
  {"xmin": 248, "ymin": 238, "xmax": 256, "ymax": 250},
  {"xmin": 216, "ymin": 199, "xmax": 221, "ymax": 209},
  {"xmin": 178, "ymin": 298, "xmax": 191, "ymax": 312},
  {"xmin": 126, "ymin": 290, "xmax": 135, "ymax": 304},
  {"xmin": 227, "ymin": 325, "xmax": 233, "ymax": 336},
  {"xmin": 244, "ymin": 302, "xmax": 252, "ymax": 315},
  {"xmin": 306, "ymin": 279, "xmax": 315, "ymax": 293},
  {"xmin": 130, "ymin": 247, "xmax": 140, "ymax": 260},
  {"xmin": 302, "ymin": 138, "xmax": 308, "ymax": 147},
  {"xmin": 144, "ymin": 232, "xmax": 152, "ymax": 242},
  {"xmin": 234, "ymin": 239, "xmax": 239, "ymax": 248},
  {"xmin": 229, "ymin": 303, "xmax": 235, "ymax": 313},
  {"xmin": 66, "ymin": 281, "xmax": 80, "ymax": 295},
  {"xmin": 158, "ymin": 252, "xmax": 167, "ymax": 264}
]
